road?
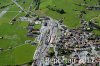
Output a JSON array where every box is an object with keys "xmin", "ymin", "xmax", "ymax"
[
  {"xmin": 0, "ymin": 7, "xmax": 9, "ymax": 18},
  {"xmin": 12, "ymin": 0, "xmax": 28, "ymax": 14},
  {"xmin": 89, "ymin": 42, "xmax": 100, "ymax": 58},
  {"xmin": 9, "ymin": 10, "xmax": 21, "ymax": 23}
]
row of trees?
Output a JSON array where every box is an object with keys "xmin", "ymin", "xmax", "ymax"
[
  {"xmin": 0, "ymin": 3, "xmax": 14, "ymax": 9},
  {"xmin": 33, "ymin": 0, "xmax": 40, "ymax": 10},
  {"xmin": 47, "ymin": 5, "xmax": 66, "ymax": 14}
]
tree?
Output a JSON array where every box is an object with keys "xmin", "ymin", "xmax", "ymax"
[{"xmin": 33, "ymin": 0, "xmax": 40, "ymax": 10}]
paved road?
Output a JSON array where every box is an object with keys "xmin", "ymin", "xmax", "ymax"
[
  {"xmin": 89, "ymin": 42, "xmax": 100, "ymax": 58},
  {"xmin": 9, "ymin": 11, "xmax": 21, "ymax": 23},
  {"xmin": 12, "ymin": 0, "xmax": 28, "ymax": 14},
  {"xmin": 0, "ymin": 7, "xmax": 9, "ymax": 18}
]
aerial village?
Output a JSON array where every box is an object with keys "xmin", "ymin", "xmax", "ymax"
[{"xmin": 0, "ymin": 0, "xmax": 100, "ymax": 66}]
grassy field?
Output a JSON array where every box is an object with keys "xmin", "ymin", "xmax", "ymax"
[
  {"xmin": 0, "ymin": 44, "xmax": 36, "ymax": 65},
  {"xmin": 0, "ymin": 0, "xmax": 37, "ymax": 65}
]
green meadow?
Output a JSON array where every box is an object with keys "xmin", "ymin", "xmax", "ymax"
[
  {"xmin": 0, "ymin": 0, "xmax": 37, "ymax": 65},
  {"xmin": 0, "ymin": 44, "xmax": 36, "ymax": 65}
]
